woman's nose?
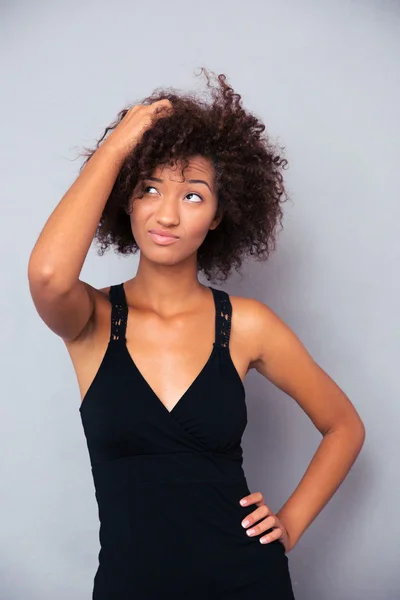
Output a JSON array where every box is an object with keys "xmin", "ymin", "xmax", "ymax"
[{"xmin": 155, "ymin": 197, "xmax": 180, "ymax": 224}]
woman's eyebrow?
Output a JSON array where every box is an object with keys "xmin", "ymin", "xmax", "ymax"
[{"xmin": 147, "ymin": 176, "xmax": 212, "ymax": 193}]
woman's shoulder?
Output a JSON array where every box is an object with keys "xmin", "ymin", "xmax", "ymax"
[
  {"xmin": 227, "ymin": 291, "xmax": 273, "ymax": 320},
  {"xmin": 228, "ymin": 291, "xmax": 289, "ymax": 340},
  {"xmin": 228, "ymin": 291, "xmax": 300, "ymax": 374}
]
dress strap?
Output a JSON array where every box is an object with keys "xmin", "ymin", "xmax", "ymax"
[
  {"xmin": 108, "ymin": 283, "xmax": 128, "ymax": 343},
  {"xmin": 210, "ymin": 287, "xmax": 232, "ymax": 349},
  {"xmin": 108, "ymin": 283, "xmax": 232, "ymax": 347}
]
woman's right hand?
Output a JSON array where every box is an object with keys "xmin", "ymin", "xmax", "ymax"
[{"xmin": 104, "ymin": 99, "xmax": 174, "ymax": 162}]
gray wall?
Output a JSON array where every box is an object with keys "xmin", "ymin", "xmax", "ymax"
[{"xmin": 1, "ymin": 0, "xmax": 399, "ymax": 598}]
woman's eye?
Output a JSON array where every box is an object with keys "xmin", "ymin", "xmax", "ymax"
[
  {"xmin": 143, "ymin": 186, "xmax": 202, "ymax": 202},
  {"xmin": 185, "ymin": 192, "xmax": 203, "ymax": 203},
  {"xmin": 144, "ymin": 186, "xmax": 157, "ymax": 194}
]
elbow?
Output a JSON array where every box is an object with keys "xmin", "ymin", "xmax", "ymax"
[
  {"xmin": 28, "ymin": 251, "xmax": 56, "ymax": 283},
  {"xmin": 356, "ymin": 418, "xmax": 366, "ymax": 446},
  {"xmin": 347, "ymin": 417, "xmax": 366, "ymax": 460},
  {"xmin": 348, "ymin": 411, "xmax": 366, "ymax": 445},
  {"xmin": 28, "ymin": 262, "xmax": 55, "ymax": 286},
  {"xmin": 328, "ymin": 414, "xmax": 366, "ymax": 449},
  {"xmin": 28, "ymin": 258, "xmax": 70, "ymax": 297}
]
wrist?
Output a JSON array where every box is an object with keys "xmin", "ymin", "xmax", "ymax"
[
  {"xmin": 276, "ymin": 510, "xmax": 300, "ymax": 550},
  {"xmin": 100, "ymin": 137, "xmax": 131, "ymax": 167},
  {"xmin": 103, "ymin": 126, "xmax": 143, "ymax": 163}
]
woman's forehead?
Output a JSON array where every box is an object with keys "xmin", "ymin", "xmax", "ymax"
[{"xmin": 152, "ymin": 155, "xmax": 214, "ymax": 178}]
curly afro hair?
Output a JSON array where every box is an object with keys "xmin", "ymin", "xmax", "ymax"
[{"xmin": 77, "ymin": 68, "xmax": 289, "ymax": 283}]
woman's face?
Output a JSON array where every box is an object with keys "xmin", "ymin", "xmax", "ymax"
[{"xmin": 128, "ymin": 155, "xmax": 221, "ymax": 265}]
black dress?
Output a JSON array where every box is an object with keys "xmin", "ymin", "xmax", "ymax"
[{"xmin": 79, "ymin": 283, "xmax": 295, "ymax": 599}]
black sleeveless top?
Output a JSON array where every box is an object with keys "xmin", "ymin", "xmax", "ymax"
[{"xmin": 79, "ymin": 283, "xmax": 294, "ymax": 599}]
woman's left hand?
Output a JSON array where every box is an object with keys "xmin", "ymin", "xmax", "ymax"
[{"xmin": 239, "ymin": 491, "xmax": 291, "ymax": 552}]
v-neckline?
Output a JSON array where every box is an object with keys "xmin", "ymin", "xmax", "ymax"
[
  {"xmin": 120, "ymin": 283, "xmax": 218, "ymax": 416},
  {"xmin": 123, "ymin": 343, "xmax": 217, "ymax": 415}
]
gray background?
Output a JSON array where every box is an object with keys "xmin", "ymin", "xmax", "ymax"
[{"xmin": 1, "ymin": 0, "xmax": 399, "ymax": 598}]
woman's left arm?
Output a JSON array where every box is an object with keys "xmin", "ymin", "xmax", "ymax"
[{"xmin": 239, "ymin": 299, "xmax": 366, "ymax": 551}]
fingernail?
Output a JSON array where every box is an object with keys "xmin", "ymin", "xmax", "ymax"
[
  {"xmin": 246, "ymin": 528, "xmax": 255, "ymax": 536},
  {"xmin": 240, "ymin": 499, "xmax": 247, "ymax": 505},
  {"xmin": 242, "ymin": 519, "xmax": 249, "ymax": 528}
]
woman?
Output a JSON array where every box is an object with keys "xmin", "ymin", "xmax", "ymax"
[{"xmin": 28, "ymin": 69, "xmax": 365, "ymax": 599}]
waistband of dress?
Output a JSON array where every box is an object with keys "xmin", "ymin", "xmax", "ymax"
[{"xmin": 91, "ymin": 450, "xmax": 246, "ymax": 485}]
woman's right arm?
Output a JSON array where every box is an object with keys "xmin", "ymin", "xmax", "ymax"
[
  {"xmin": 27, "ymin": 99, "xmax": 174, "ymax": 342},
  {"xmin": 28, "ymin": 143, "xmax": 126, "ymax": 342}
]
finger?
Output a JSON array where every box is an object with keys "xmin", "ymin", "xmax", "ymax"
[
  {"xmin": 259, "ymin": 527, "xmax": 284, "ymax": 545},
  {"xmin": 241, "ymin": 505, "xmax": 269, "ymax": 529},
  {"xmin": 239, "ymin": 491, "xmax": 264, "ymax": 506},
  {"xmin": 243, "ymin": 515, "xmax": 277, "ymax": 537}
]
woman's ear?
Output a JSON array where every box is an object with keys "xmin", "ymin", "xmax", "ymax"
[
  {"xmin": 209, "ymin": 207, "xmax": 224, "ymax": 231},
  {"xmin": 124, "ymin": 194, "xmax": 134, "ymax": 215}
]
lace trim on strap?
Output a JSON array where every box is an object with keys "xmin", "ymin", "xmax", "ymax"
[
  {"xmin": 109, "ymin": 284, "xmax": 128, "ymax": 343},
  {"xmin": 211, "ymin": 287, "xmax": 232, "ymax": 349}
]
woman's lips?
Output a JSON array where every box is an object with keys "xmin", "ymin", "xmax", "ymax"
[{"xmin": 148, "ymin": 232, "xmax": 180, "ymax": 245}]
